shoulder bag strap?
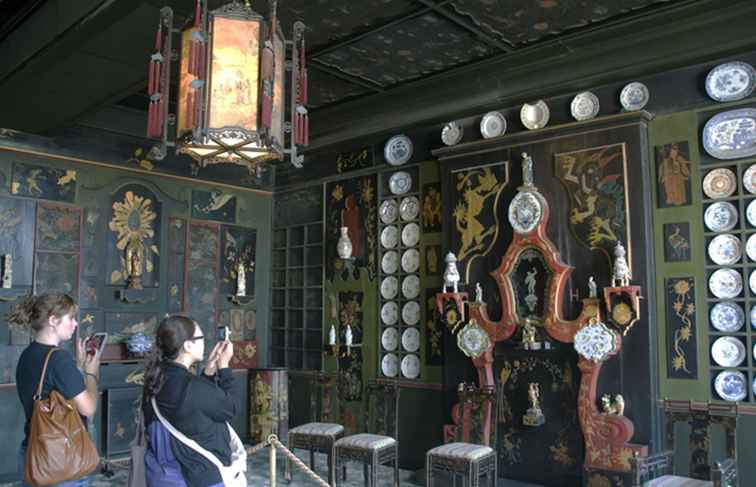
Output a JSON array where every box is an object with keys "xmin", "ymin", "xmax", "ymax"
[
  {"xmin": 150, "ymin": 397, "xmax": 225, "ymax": 470},
  {"xmin": 34, "ymin": 348, "xmax": 59, "ymax": 400}
]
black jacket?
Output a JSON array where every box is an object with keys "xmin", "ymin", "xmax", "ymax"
[{"xmin": 144, "ymin": 362, "xmax": 240, "ymax": 487}]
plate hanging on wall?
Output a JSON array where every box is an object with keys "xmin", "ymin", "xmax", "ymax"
[
  {"xmin": 384, "ymin": 135, "xmax": 413, "ymax": 166},
  {"xmin": 705, "ymin": 61, "xmax": 756, "ymax": 102},
  {"xmin": 714, "ymin": 370, "xmax": 746, "ymax": 402},
  {"xmin": 702, "ymin": 168, "xmax": 737, "ymax": 199},
  {"xmin": 570, "ymin": 91, "xmax": 600, "ymax": 121},
  {"xmin": 520, "ymin": 100, "xmax": 550, "ymax": 130},
  {"xmin": 441, "ymin": 122, "xmax": 463, "ymax": 146},
  {"xmin": 709, "ymin": 301, "xmax": 744, "ymax": 332},
  {"xmin": 480, "ymin": 111, "xmax": 507, "ymax": 138},
  {"xmin": 619, "ymin": 82, "xmax": 649, "ymax": 111},
  {"xmin": 702, "ymin": 108, "xmax": 756, "ymax": 160}
]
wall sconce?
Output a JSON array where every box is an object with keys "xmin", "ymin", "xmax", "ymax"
[{"xmin": 325, "ymin": 323, "xmax": 361, "ymax": 357}]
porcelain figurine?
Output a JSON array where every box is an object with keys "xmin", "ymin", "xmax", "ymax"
[
  {"xmin": 588, "ymin": 276, "xmax": 597, "ymax": 298},
  {"xmin": 1, "ymin": 254, "xmax": 11, "ymax": 289},
  {"xmin": 236, "ymin": 260, "xmax": 247, "ymax": 297},
  {"xmin": 528, "ymin": 383, "xmax": 541, "ymax": 410},
  {"xmin": 125, "ymin": 239, "xmax": 145, "ymax": 289},
  {"xmin": 522, "ymin": 320, "xmax": 537, "ymax": 347},
  {"xmin": 337, "ymin": 226, "xmax": 353, "ymax": 259},
  {"xmin": 442, "ymin": 252, "xmax": 461, "ymax": 293},
  {"xmin": 611, "ymin": 242, "xmax": 631, "ymax": 287},
  {"xmin": 523, "ymin": 382, "xmax": 545, "ymax": 426},
  {"xmin": 475, "ymin": 282, "xmax": 483, "ymax": 303},
  {"xmin": 522, "ymin": 152, "xmax": 534, "ymax": 187},
  {"xmin": 345, "ymin": 324, "xmax": 353, "ymax": 347},
  {"xmin": 329, "ymin": 324, "xmax": 337, "ymax": 346}
]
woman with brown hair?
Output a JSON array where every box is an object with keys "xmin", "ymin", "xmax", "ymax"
[
  {"xmin": 9, "ymin": 292, "xmax": 100, "ymax": 487},
  {"xmin": 142, "ymin": 315, "xmax": 239, "ymax": 487}
]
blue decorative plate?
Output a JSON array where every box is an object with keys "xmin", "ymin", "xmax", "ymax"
[
  {"xmin": 714, "ymin": 370, "xmax": 747, "ymax": 402},
  {"xmin": 705, "ymin": 61, "xmax": 756, "ymax": 102},
  {"xmin": 702, "ymin": 108, "xmax": 756, "ymax": 160},
  {"xmin": 710, "ymin": 301, "xmax": 744, "ymax": 332}
]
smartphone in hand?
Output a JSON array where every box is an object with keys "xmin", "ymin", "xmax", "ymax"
[
  {"xmin": 85, "ymin": 332, "xmax": 108, "ymax": 357},
  {"xmin": 216, "ymin": 326, "xmax": 230, "ymax": 342}
]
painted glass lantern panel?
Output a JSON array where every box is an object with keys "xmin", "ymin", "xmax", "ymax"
[
  {"xmin": 177, "ymin": 26, "xmax": 200, "ymax": 137},
  {"xmin": 509, "ymin": 247, "xmax": 552, "ymax": 322}
]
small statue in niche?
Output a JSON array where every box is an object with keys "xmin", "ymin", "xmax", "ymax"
[
  {"xmin": 523, "ymin": 382, "xmax": 545, "ymax": 426},
  {"xmin": 2, "ymin": 254, "xmax": 12, "ymax": 289},
  {"xmin": 611, "ymin": 242, "xmax": 631, "ymax": 287},
  {"xmin": 236, "ymin": 260, "xmax": 247, "ymax": 297},
  {"xmin": 528, "ymin": 383, "xmax": 540, "ymax": 410},
  {"xmin": 588, "ymin": 276, "xmax": 597, "ymax": 298},
  {"xmin": 125, "ymin": 240, "xmax": 145, "ymax": 289},
  {"xmin": 601, "ymin": 394, "xmax": 625, "ymax": 416},
  {"xmin": 345, "ymin": 325, "xmax": 353, "ymax": 347},
  {"xmin": 442, "ymin": 252, "xmax": 461, "ymax": 293},
  {"xmin": 524, "ymin": 268, "xmax": 538, "ymax": 312},
  {"xmin": 522, "ymin": 152, "xmax": 534, "ymax": 187},
  {"xmin": 329, "ymin": 324, "xmax": 336, "ymax": 346},
  {"xmin": 475, "ymin": 282, "xmax": 483, "ymax": 303},
  {"xmin": 521, "ymin": 319, "xmax": 537, "ymax": 349}
]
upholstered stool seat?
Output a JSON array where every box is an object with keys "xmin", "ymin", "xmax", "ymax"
[
  {"xmin": 426, "ymin": 442, "xmax": 497, "ymax": 487},
  {"xmin": 286, "ymin": 422, "xmax": 344, "ymax": 485},
  {"xmin": 644, "ymin": 476, "xmax": 713, "ymax": 487},
  {"xmin": 290, "ymin": 422, "xmax": 344, "ymax": 437},
  {"xmin": 335, "ymin": 433, "xmax": 396, "ymax": 450}
]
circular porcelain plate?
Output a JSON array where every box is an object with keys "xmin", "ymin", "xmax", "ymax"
[
  {"xmin": 702, "ymin": 168, "xmax": 737, "ymax": 199},
  {"xmin": 401, "ymin": 248, "xmax": 420, "ymax": 273},
  {"xmin": 402, "ymin": 300, "xmax": 420, "ymax": 326},
  {"xmin": 747, "ymin": 200, "xmax": 756, "ymax": 227},
  {"xmin": 381, "ymin": 251, "xmax": 399, "ymax": 274},
  {"xmin": 441, "ymin": 121, "xmax": 463, "ymax": 146},
  {"xmin": 710, "ymin": 301, "xmax": 744, "ymax": 332},
  {"xmin": 381, "ymin": 301, "xmax": 399, "ymax": 326},
  {"xmin": 747, "ymin": 234, "xmax": 756, "ymax": 261},
  {"xmin": 520, "ymin": 100, "xmax": 550, "ymax": 130},
  {"xmin": 750, "ymin": 269, "xmax": 756, "ymax": 295},
  {"xmin": 381, "ymin": 327, "xmax": 399, "ymax": 351},
  {"xmin": 402, "ymin": 275, "xmax": 420, "ymax": 299},
  {"xmin": 704, "ymin": 201, "xmax": 738, "ymax": 232},
  {"xmin": 389, "ymin": 171, "xmax": 412, "ymax": 195},
  {"xmin": 381, "ymin": 353, "xmax": 399, "ymax": 378},
  {"xmin": 714, "ymin": 370, "xmax": 747, "ymax": 401},
  {"xmin": 712, "ymin": 336, "xmax": 746, "ymax": 367},
  {"xmin": 380, "ymin": 276, "xmax": 399, "ymax": 300},
  {"xmin": 402, "ymin": 327, "xmax": 420, "ymax": 352},
  {"xmin": 744, "ymin": 164, "xmax": 756, "ymax": 194},
  {"xmin": 752, "ymin": 304, "xmax": 756, "ymax": 330},
  {"xmin": 620, "ymin": 82, "xmax": 649, "ymax": 111},
  {"xmin": 399, "ymin": 196, "xmax": 420, "ymax": 221},
  {"xmin": 709, "ymin": 268, "xmax": 742, "ymax": 299},
  {"xmin": 401, "ymin": 222, "xmax": 420, "ymax": 247},
  {"xmin": 705, "ymin": 61, "xmax": 756, "ymax": 102},
  {"xmin": 480, "ymin": 111, "xmax": 507, "ymax": 138},
  {"xmin": 401, "ymin": 354, "xmax": 420, "ymax": 379},
  {"xmin": 380, "ymin": 199, "xmax": 399, "ymax": 224},
  {"xmin": 708, "ymin": 234, "xmax": 741, "ymax": 265},
  {"xmin": 570, "ymin": 91, "xmax": 600, "ymax": 121},
  {"xmin": 384, "ymin": 135, "xmax": 413, "ymax": 166},
  {"xmin": 380, "ymin": 225, "xmax": 399, "ymax": 249}
]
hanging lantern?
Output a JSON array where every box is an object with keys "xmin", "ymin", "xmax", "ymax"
[{"xmin": 147, "ymin": 0, "xmax": 307, "ymax": 173}]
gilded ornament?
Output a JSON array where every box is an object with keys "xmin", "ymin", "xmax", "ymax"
[{"xmin": 611, "ymin": 302, "xmax": 632, "ymax": 325}]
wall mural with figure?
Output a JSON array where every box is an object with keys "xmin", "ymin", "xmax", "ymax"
[
  {"xmin": 663, "ymin": 222, "xmax": 691, "ymax": 262},
  {"xmin": 449, "ymin": 161, "xmax": 509, "ymax": 283},
  {"xmin": 655, "ymin": 141, "xmax": 692, "ymax": 208},
  {"xmin": 554, "ymin": 144, "xmax": 631, "ymax": 271}
]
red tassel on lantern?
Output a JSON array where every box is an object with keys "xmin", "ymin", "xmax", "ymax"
[{"xmin": 260, "ymin": 42, "xmax": 274, "ymax": 130}]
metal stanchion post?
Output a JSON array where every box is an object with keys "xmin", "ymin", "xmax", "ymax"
[{"xmin": 269, "ymin": 434, "xmax": 278, "ymax": 487}]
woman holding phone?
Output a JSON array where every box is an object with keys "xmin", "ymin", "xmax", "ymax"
[
  {"xmin": 9, "ymin": 292, "xmax": 100, "ymax": 487},
  {"xmin": 142, "ymin": 315, "xmax": 238, "ymax": 487}
]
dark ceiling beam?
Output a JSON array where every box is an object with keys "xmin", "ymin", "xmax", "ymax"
[
  {"xmin": 412, "ymin": 0, "xmax": 514, "ymax": 53},
  {"xmin": 309, "ymin": 61, "xmax": 385, "ymax": 93},
  {"xmin": 0, "ymin": 0, "xmax": 48, "ymax": 43},
  {"xmin": 307, "ymin": 0, "xmax": 756, "ymax": 151}
]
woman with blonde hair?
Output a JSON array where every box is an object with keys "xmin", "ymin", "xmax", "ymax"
[{"xmin": 9, "ymin": 292, "xmax": 100, "ymax": 487}]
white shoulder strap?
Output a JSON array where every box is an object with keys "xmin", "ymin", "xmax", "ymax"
[{"xmin": 151, "ymin": 397, "xmax": 224, "ymax": 470}]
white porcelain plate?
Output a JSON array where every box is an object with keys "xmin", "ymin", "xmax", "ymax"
[
  {"xmin": 714, "ymin": 370, "xmax": 747, "ymax": 402},
  {"xmin": 708, "ymin": 234, "xmax": 741, "ymax": 265},
  {"xmin": 712, "ymin": 336, "xmax": 746, "ymax": 367},
  {"xmin": 401, "ymin": 354, "xmax": 420, "ymax": 379},
  {"xmin": 709, "ymin": 268, "xmax": 742, "ymax": 299},
  {"xmin": 399, "ymin": 196, "xmax": 420, "ymax": 221},
  {"xmin": 380, "ymin": 276, "xmax": 399, "ymax": 300},
  {"xmin": 747, "ymin": 234, "xmax": 756, "ymax": 262},
  {"xmin": 401, "ymin": 222, "xmax": 420, "ymax": 247},
  {"xmin": 402, "ymin": 275, "xmax": 420, "ymax": 299},
  {"xmin": 441, "ymin": 121, "xmax": 463, "ymax": 146},
  {"xmin": 705, "ymin": 61, "xmax": 756, "ymax": 102},
  {"xmin": 381, "ymin": 353, "xmax": 399, "ymax": 378},
  {"xmin": 381, "ymin": 327, "xmax": 399, "ymax": 351},
  {"xmin": 384, "ymin": 134, "xmax": 413, "ymax": 166},
  {"xmin": 402, "ymin": 300, "xmax": 420, "ymax": 326},
  {"xmin": 710, "ymin": 301, "xmax": 744, "ymax": 332},
  {"xmin": 389, "ymin": 171, "xmax": 412, "ymax": 195},
  {"xmin": 704, "ymin": 201, "xmax": 738, "ymax": 232},
  {"xmin": 702, "ymin": 108, "xmax": 756, "ymax": 160},
  {"xmin": 520, "ymin": 100, "xmax": 550, "ymax": 130},
  {"xmin": 743, "ymin": 164, "xmax": 756, "ymax": 194},
  {"xmin": 379, "ymin": 199, "xmax": 399, "ymax": 224},
  {"xmin": 381, "ymin": 301, "xmax": 399, "ymax": 326},
  {"xmin": 620, "ymin": 82, "xmax": 649, "ymax": 111},
  {"xmin": 380, "ymin": 225, "xmax": 399, "ymax": 249},
  {"xmin": 747, "ymin": 199, "xmax": 756, "ymax": 227},
  {"xmin": 750, "ymin": 269, "xmax": 756, "ymax": 295},
  {"xmin": 570, "ymin": 91, "xmax": 600, "ymax": 121},
  {"xmin": 751, "ymin": 304, "xmax": 756, "ymax": 330},
  {"xmin": 401, "ymin": 248, "xmax": 420, "ymax": 273},
  {"xmin": 402, "ymin": 327, "xmax": 420, "ymax": 352},
  {"xmin": 702, "ymin": 168, "xmax": 737, "ymax": 199},
  {"xmin": 480, "ymin": 111, "xmax": 507, "ymax": 138},
  {"xmin": 381, "ymin": 251, "xmax": 399, "ymax": 274}
]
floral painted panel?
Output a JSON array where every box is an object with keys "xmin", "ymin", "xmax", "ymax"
[
  {"xmin": 11, "ymin": 162, "xmax": 76, "ymax": 202},
  {"xmin": 449, "ymin": 0, "xmax": 674, "ymax": 45},
  {"xmin": 338, "ymin": 291, "xmax": 364, "ymax": 402},
  {"xmin": 188, "ymin": 221, "xmax": 220, "ymax": 262},
  {"xmin": 665, "ymin": 277, "xmax": 698, "ymax": 379},
  {"xmin": 104, "ymin": 312, "xmax": 159, "ymax": 344},
  {"xmin": 191, "ymin": 189, "xmax": 236, "ymax": 223},
  {"xmin": 104, "ymin": 387, "xmax": 141, "ymax": 456},
  {"xmin": 315, "ymin": 12, "xmax": 495, "ymax": 86},
  {"xmin": 0, "ymin": 196, "xmax": 35, "ymax": 287},
  {"xmin": 220, "ymin": 225, "xmax": 256, "ymax": 298},
  {"xmin": 554, "ymin": 144, "xmax": 631, "ymax": 271},
  {"xmin": 34, "ymin": 252, "xmax": 78, "ymax": 296},
  {"xmin": 36, "ymin": 203, "xmax": 81, "ymax": 252},
  {"xmin": 424, "ymin": 288, "xmax": 443, "ymax": 366}
]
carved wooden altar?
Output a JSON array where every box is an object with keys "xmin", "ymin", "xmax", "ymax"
[{"xmin": 438, "ymin": 152, "xmax": 647, "ymax": 479}]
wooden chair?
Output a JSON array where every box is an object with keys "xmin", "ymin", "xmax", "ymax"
[
  {"xmin": 426, "ymin": 384, "xmax": 497, "ymax": 487},
  {"xmin": 333, "ymin": 380, "xmax": 400, "ymax": 487},
  {"xmin": 286, "ymin": 371, "xmax": 344, "ymax": 485},
  {"xmin": 630, "ymin": 400, "xmax": 738, "ymax": 487}
]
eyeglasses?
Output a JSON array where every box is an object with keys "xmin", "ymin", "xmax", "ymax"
[{"xmin": 187, "ymin": 335, "xmax": 205, "ymax": 341}]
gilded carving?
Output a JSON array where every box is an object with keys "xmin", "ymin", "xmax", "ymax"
[
  {"xmin": 109, "ymin": 191, "xmax": 158, "ymax": 285},
  {"xmin": 665, "ymin": 277, "xmax": 697, "ymax": 378}
]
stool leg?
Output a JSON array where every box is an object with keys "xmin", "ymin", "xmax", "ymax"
[
  {"xmin": 310, "ymin": 449, "xmax": 315, "ymax": 470},
  {"xmin": 371, "ymin": 460, "xmax": 378, "ymax": 487},
  {"xmin": 363, "ymin": 463, "xmax": 370, "ymax": 487},
  {"xmin": 394, "ymin": 451, "xmax": 400, "ymax": 487},
  {"xmin": 284, "ymin": 453, "xmax": 292, "ymax": 483},
  {"xmin": 327, "ymin": 451, "xmax": 333, "ymax": 486}
]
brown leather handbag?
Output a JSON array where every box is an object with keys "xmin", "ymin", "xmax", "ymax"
[{"xmin": 24, "ymin": 348, "xmax": 100, "ymax": 486}]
